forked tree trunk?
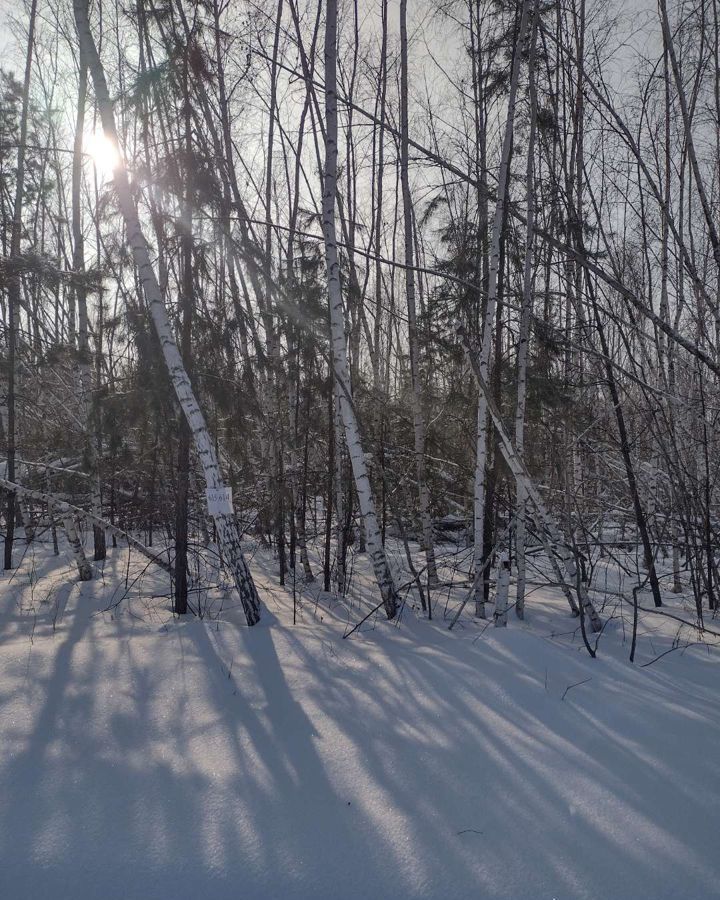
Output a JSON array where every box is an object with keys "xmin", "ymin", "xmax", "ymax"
[
  {"xmin": 323, "ymin": 0, "xmax": 397, "ymax": 618},
  {"xmin": 74, "ymin": 0, "xmax": 261, "ymax": 625}
]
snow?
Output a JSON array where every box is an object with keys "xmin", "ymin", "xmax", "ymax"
[{"xmin": 0, "ymin": 537, "xmax": 718, "ymax": 899}]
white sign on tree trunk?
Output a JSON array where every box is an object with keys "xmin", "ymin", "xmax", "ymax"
[{"xmin": 206, "ymin": 485, "xmax": 234, "ymax": 516}]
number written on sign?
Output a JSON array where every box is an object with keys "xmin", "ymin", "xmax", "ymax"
[{"xmin": 206, "ymin": 486, "xmax": 234, "ymax": 516}]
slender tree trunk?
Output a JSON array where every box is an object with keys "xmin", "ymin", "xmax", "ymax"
[
  {"xmin": 74, "ymin": 0, "xmax": 261, "ymax": 624},
  {"xmin": 658, "ymin": 0, "xmax": 720, "ymax": 275},
  {"xmin": 265, "ymin": 0, "xmax": 287, "ymax": 586},
  {"xmin": 659, "ymin": 37, "xmax": 683, "ymax": 594},
  {"xmin": 72, "ymin": 50, "xmax": 106, "ymax": 562},
  {"xmin": 400, "ymin": 0, "xmax": 438, "ymax": 591},
  {"xmin": 324, "ymin": 383, "xmax": 334, "ymax": 592},
  {"xmin": 586, "ymin": 279, "xmax": 663, "ymax": 608},
  {"xmin": 322, "ymin": 0, "xmax": 397, "ymax": 618},
  {"xmin": 515, "ymin": 1, "xmax": 539, "ymax": 620},
  {"xmin": 174, "ymin": 58, "xmax": 195, "ymax": 617},
  {"xmin": 472, "ymin": 0, "xmax": 531, "ymax": 616},
  {"xmin": 4, "ymin": 0, "xmax": 39, "ymax": 571},
  {"xmin": 460, "ymin": 326, "xmax": 601, "ymax": 631}
]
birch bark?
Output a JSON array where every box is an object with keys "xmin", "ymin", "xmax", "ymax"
[
  {"xmin": 473, "ymin": 0, "xmax": 531, "ymax": 616},
  {"xmin": 323, "ymin": 0, "xmax": 397, "ymax": 618},
  {"xmin": 63, "ymin": 515, "xmax": 93, "ymax": 582},
  {"xmin": 514, "ymin": 2, "xmax": 539, "ymax": 620},
  {"xmin": 72, "ymin": 50, "xmax": 106, "ymax": 562},
  {"xmin": 74, "ymin": 0, "xmax": 261, "ymax": 625},
  {"xmin": 493, "ymin": 552, "xmax": 510, "ymax": 627}
]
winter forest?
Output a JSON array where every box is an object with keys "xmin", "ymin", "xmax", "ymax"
[{"xmin": 1, "ymin": 0, "xmax": 719, "ymax": 896}]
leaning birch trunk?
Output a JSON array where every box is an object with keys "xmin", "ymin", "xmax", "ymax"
[
  {"xmin": 400, "ymin": 0, "xmax": 438, "ymax": 589},
  {"xmin": 459, "ymin": 326, "xmax": 602, "ymax": 632},
  {"xmin": 472, "ymin": 0, "xmax": 531, "ymax": 617},
  {"xmin": 323, "ymin": 0, "xmax": 397, "ymax": 618},
  {"xmin": 73, "ymin": 0, "xmax": 261, "ymax": 625},
  {"xmin": 0, "ymin": 477, "xmax": 174, "ymax": 575},
  {"xmin": 514, "ymin": 2, "xmax": 539, "ymax": 621}
]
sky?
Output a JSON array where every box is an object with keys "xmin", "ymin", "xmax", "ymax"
[{"xmin": 0, "ymin": 0, "xmax": 10, "ymax": 49}]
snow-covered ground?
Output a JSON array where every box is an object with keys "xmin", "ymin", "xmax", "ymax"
[{"xmin": 0, "ymin": 535, "xmax": 718, "ymax": 899}]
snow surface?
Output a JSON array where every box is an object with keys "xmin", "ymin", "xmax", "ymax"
[{"xmin": 0, "ymin": 536, "xmax": 718, "ymax": 899}]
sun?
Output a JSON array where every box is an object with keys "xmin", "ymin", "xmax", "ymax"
[{"xmin": 85, "ymin": 131, "xmax": 121, "ymax": 177}]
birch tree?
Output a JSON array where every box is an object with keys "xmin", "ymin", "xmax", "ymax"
[
  {"xmin": 322, "ymin": 0, "xmax": 397, "ymax": 618},
  {"xmin": 73, "ymin": 0, "xmax": 262, "ymax": 625},
  {"xmin": 514, "ymin": 0, "xmax": 540, "ymax": 620},
  {"xmin": 72, "ymin": 49, "xmax": 106, "ymax": 562},
  {"xmin": 472, "ymin": 0, "xmax": 532, "ymax": 616}
]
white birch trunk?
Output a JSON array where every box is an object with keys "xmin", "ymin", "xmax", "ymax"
[
  {"xmin": 63, "ymin": 515, "xmax": 93, "ymax": 582},
  {"xmin": 493, "ymin": 551, "xmax": 510, "ymax": 627},
  {"xmin": 18, "ymin": 495, "xmax": 35, "ymax": 544},
  {"xmin": 73, "ymin": 0, "xmax": 261, "ymax": 624},
  {"xmin": 17, "ymin": 462, "xmax": 35, "ymax": 543},
  {"xmin": 514, "ymin": 2, "xmax": 539, "ymax": 621},
  {"xmin": 323, "ymin": 0, "xmax": 397, "ymax": 618},
  {"xmin": 46, "ymin": 467, "xmax": 59, "ymax": 556},
  {"xmin": 473, "ymin": 0, "xmax": 532, "ymax": 617},
  {"xmin": 73, "ymin": 51, "xmax": 106, "ymax": 562}
]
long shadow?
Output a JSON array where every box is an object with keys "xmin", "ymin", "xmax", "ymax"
[
  {"xmin": 1, "ymin": 562, "xmax": 718, "ymax": 900},
  {"xmin": 0, "ymin": 579, "xmax": 210, "ymax": 900},
  {"xmin": 184, "ymin": 613, "xmax": 401, "ymax": 898},
  {"xmin": 265, "ymin": 605, "xmax": 720, "ymax": 898}
]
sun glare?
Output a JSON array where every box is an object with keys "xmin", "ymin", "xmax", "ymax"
[{"xmin": 85, "ymin": 131, "xmax": 121, "ymax": 177}]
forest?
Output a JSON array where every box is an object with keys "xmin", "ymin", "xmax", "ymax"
[{"xmin": 0, "ymin": 0, "xmax": 719, "ymax": 897}]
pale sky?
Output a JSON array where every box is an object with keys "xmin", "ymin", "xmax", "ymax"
[{"xmin": 0, "ymin": 0, "xmax": 14, "ymax": 60}]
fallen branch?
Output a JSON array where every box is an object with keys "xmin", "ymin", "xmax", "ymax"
[
  {"xmin": 561, "ymin": 677, "xmax": 592, "ymax": 701},
  {"xmin": 0, "ymin": 477, "xmax": 173, "ymax": 576}
]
